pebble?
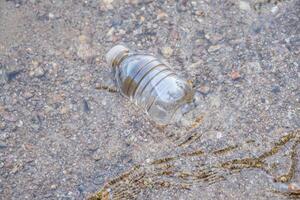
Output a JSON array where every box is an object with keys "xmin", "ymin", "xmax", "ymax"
[
  {"xmin": 16, "ymin": 120, "xmax": 23, "ymax": 127},
  {"xmin": 10, "ymin": 163, "xmax": 23, "ymax": 174},
  {"xmin": 48, "ymin": 13, "xmax": 55, "ymax": 19},
  {"xmin": 49, "ymin": 93, "xmax": 65, "ymax": 104},
  {"xmin": 0, "ymin": 105, "xmax": 4, "ymax": 113},
  {"xmin": 7, "ymin": 70, "xmax": 22, "ymax": 82},
  {"xmin": 195, "ymin": 10, "xmax": 205, "ymax": 17},
  {"xmin": 271, "ymin": 6, "xmax": 278, "ymax": 14},
  {"xmin": 208, "ymin": 45, "xmax": 222, "ymax": 53},
  {"xmin": 92, "ymin": 149, "xmax": 102, "ymax": 161},
  {"xmin": 93, "ymin": 174, "xmax": 104, "ymax": 185},
  {"xmin": 30, "ymin": 114, "xmax": 42, "ymax": 131},
  {"xmin": 23, "ymin": 91, "xmax": 34, "ymax": 99},
  {"xmin": 2, "ymin": 112, "xmax": 17, "ymax": 122},
  {"xmin": 198, "ymin": 84, "xmax": 210, "ymax": 95},
  {"xmin": 106, "ymin": 27, "xmax": 115, "ymax": 37},
  {"xmin": 0, "ymin": 122, "xmax": 6, "ymax": 130},
  {"xmin": 216, "ymin": 132, "xmax": 223, "ymax": 139},
  {"xmin": 0, "ymin": 161, "xmax": 4, "ymax": 168},
  {"xmin": 76, "ymin": 35, "xmax": 95, "ymax": 60},
  {"xmin": 101, "ymin": 99, "xmax": 107, "ymax": 106},
  {"xmin": 230, "ymin": 70, "xmax": 241, "ymax": 80},
  {"xmin": 83, "ymin": 99, "xmax": 90, "ymax": 113},
  {"xmin": 157, "ymin": 11, "xmax": 168, "ymax": 20},
  {"xmin": 29, "ymin": 61, "xmax": 45, "ymax": 77},
  {"xmin": 140, "ymin": 16, "xmax": 145, "ymax": 23},
  {"xmin": 244, "ymin": 61, "xmax": 262, "ymax": 74},
  {"xmin": 271, "ymin": 85, "xmax": 281, "ymax": 94},
  {"xmin": 30, "ymin": 67, "xmax": 45, "ymax": 77},
  {"xmin": 161, "ymin": 46, "xmax": 173, "ymax": 58},
  {"xmin": 50, "ymin": 184, "xmax": 58, "ymax": 189},
  {"xmin": 102, "ymin": 0, "xmax": 114, "ymax": 10},
  {"xmin": 0, "ymin": 142, "xmax": 7, "ymax": 149},
  {"xmin": 239, "ymin": 1, "xmax": 251, "ymax": 11},
  {"xmin": 210, "ymin": 95, "xmax": 221, "ymax": 109},
  {"xmin": 187, "ymin": 60, "xmax": 203, "ymax": 69},
  {"xmin": 60, "ymin": 106, "xmax": 69, "ymax": 114}
]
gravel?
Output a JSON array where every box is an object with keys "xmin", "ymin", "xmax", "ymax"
[{"xmin": 0, "ymin": 0, "xmax": 299, "ymax": 199}]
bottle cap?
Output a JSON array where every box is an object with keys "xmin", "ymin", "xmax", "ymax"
[{"xmin": 106, "ymin": 45, "xmax": 130, "ymax": 68}]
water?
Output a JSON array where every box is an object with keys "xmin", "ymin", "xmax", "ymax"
[{"xmin": 106, "ymin": 45, "xmax": 194, "ymax": 124}]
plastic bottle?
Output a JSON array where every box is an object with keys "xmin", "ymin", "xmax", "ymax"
[{"xmin": 106, "ymin": 44, "xmax": 194, "ymax": 124}]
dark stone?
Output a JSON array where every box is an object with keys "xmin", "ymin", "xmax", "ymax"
[
  {"xmin": 0, "ymin": 143, "xmax": 7, "ymax": 149},
  {"xmin": 93, "ymin": 174, "xmax": 104, "ymax": 185},
  {"xmin": 30, "ymin": 114, "xmax": 42, "ymax": 131},
  {"xmin": 7, "ymin": 70, "xmax": 22, "ymax": 82},
  {"xmin": 83, "ymin": 99, "xmax": 90, "ymax": 113},
  {"xmin": 77, "ymin": 184, "xmax": 85, "ymax": 194},
  {"xmin": 271, "ymin": 86, "xmax": 281, "ymax": 94}
]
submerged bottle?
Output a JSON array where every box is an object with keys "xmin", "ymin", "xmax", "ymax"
[{"xmin": 106, "ymin": 45, "xmax": 194, "ymax": 124}]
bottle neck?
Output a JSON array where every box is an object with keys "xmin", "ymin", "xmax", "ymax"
[
  {"xmin": 106, "ymin": 45, "xmax": 130, "ymax": 68},
  {"xmin": 112, "ymin": 51, "xmax": 129, "ymax": 68}
]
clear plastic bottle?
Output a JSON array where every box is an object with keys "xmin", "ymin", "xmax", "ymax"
[{"xmin": 106, "ymin": 45, "xmax": 194, "ymax": 124}]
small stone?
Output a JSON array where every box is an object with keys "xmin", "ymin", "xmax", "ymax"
[
  {"xmin": 0, "ymin": 142, "xmax": 7, "ymax": 149},
  {"xmin": 106, "ymin": 27, "xmax": 115, "ymax": 37},
  {"xmin": 0, "ymin": 105, "xmax": 4, "ymax": 113},
  {"xmin": 10, "ymin": 163, "xmax": 23, "ymax": 174},
  {"xmin": 271, "ymin": 6, "xmax": 278, "ymax": 14},
  {"xmin": 16, "ymin": 120, "xmax": 23, "ymax": 127},
  {"xmin": 7, "ymin": 70, "xmax": 22, "ymax": 82},
  {"xmin": 33, "ymin": 67, "xmax": 45, "ymax": 77},
  {"xmin": 279, "ymin": 176, "xmax": 288, "ymax": 183},
  {"xmin": 157, "ymin": 11, "xmax": 168, "ymax": 20},
  {"xmin": 78, "ymin": 35, "xmax": 88, "ymax": 43},
  {"xmin": 239, "ymin": 1, "xmax": 251, "ymax": 11},
  {"xmin": 0, "ymin": 161, "xmax": 4, "ymax": 168},
  {"xmin": 102, "ymin": 0, "xmax": 114, "ymax": 9},
  {"xmin": 271, "ymin": 85, "xmax": 281, "ymax": 94},
  {"xmin": 209, "ymin": 95, "xmax": 221, "ymax": 109},
  {"xmin": 76, "ymin": 35, "xmax": 95, "ymax": 60},
  {"xmin": 187, "ymin": 60, "xmax": 203, "ymax": 69},
  {"xmin": 92, "ymin": 150, "xmax": 102, "ymax": 161},
  {"xmin": 78, "ymin": 184, "xmax": 85, "ymax": 194},
  {"xmin": 29, "ymin": 61, "xmax": 45, "ymax": 77},
  {"xmin": 101, "ymin": 99, "xmax": 107, "ymax": 106},
  {"xmin": 60, "ymin": 106, "xmax": 69, "ymax": 114},
  {"xmin": 208, "ymin": 45, "xmax": 222, "ymax": 53},
  {"xmin": 206, "ymin": 34, "xmax": 223, "ymax": 44},
  {"xmin": 2, "ymin": 112, "xmax": 17, "ymax": 122},
  {"xmin": 198, "ymin": 84, "xmax": 210, "ymax": 95},
  {"xmin": 217, "ymin": 132, "xmax": 223, "ymax": 139},
  {"xmin": 83, "ymin": 99, "xmax": 90, "ymax": 113},
  {"xmin": 118, "ymin": 29, "xmax": 126, "ymax": 35},
  {"xmin": 23, "ymin": 91, "xmax": 34, "ymax": 99},
  {"xmin": 195, "ymin": 10, "xmax": 205, "ymax": 17},
  {"xmin": 48, "ymin": 13, "xmax": 55, "ymax": 19},
  {"xmin": 244, "ymin": 61, "xmax": 262, "ymax": 74},
  {"xmin": 230, "ymin": 70, "xmax": 241, "ymax": 80},
  {"xmin": 0, "ymin": 122, "xmax": 6, "ymax": 130},
  {"xmin": 50, "ymin": 184, "xmax": 58, "ymax": 189},
  {"xmin": 140, "ymin": 16, "xmax": 145, "ymax": 22},
  {"xmin": 161, "ymin": 46, "xmax": 173, "ymax": 58},
  {"xmin": 30, "ymin": 114, "xmax": 42, "ymax": 131},
  {"xmin": 49, "ymin": 93, "xmax": 65, "ymax": 104},
  {"xmin": 93, "ymin": 174, "xmax": 104, "ymax": 185}
]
